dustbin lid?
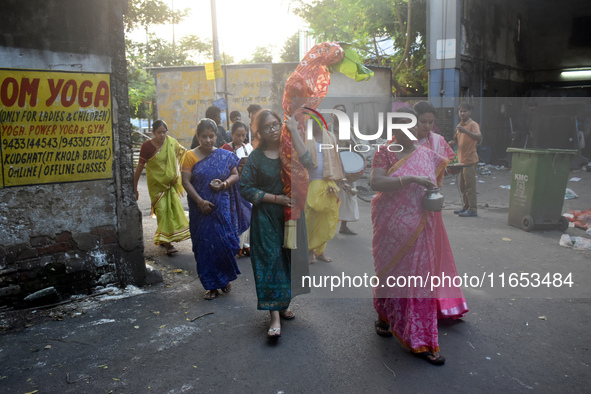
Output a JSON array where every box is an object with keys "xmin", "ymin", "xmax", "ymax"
[{"xmin": 506, "ymin": 148, "xmax": 578, "ymax": 155}]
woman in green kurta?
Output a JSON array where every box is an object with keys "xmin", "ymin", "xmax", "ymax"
[
  {"xmin": 134, "ymin": 120, "xmax": 190, "ymax": 255},
  {"xmin": 240, "ymin": 110, "xmax": 313, "ymax": 338}
]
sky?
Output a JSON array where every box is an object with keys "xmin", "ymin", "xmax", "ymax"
[{"xmin": 127, "ymin": 0, "xmax": 311, "ymax": 63}]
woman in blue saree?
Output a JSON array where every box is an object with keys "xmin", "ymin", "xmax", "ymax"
[{"xmin": 181, "ymin": 118, "xmax": 251, "ymax": 300}]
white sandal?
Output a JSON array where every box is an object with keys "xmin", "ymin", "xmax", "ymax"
[{"xmin": 267, "ymin": 327, "xmax": 281, "ymax": 338}]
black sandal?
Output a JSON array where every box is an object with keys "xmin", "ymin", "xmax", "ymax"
[
  {"xmin": 374, "ymin": 320, "xmax": 393, "ymax": 337},
  {"xmin": 203, "ymin": 290, "xmax": 219, "ymax": 300},
  {"xmin": 414, "ymin": 351, "xmax": 446, "ymax": 366}
]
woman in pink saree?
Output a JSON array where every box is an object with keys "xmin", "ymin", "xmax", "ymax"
[{"xmin": 370, "ymin": 108, "xmax": 468, "ymax": 365}]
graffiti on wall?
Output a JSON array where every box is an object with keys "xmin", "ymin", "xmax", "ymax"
[{"xmin": 0, "ymin": 69, "xmax": 113, "ymax": 187}]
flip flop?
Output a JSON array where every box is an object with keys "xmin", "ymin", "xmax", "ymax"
[
  {"xmin": 339, "ymin": 227, "xmax": 358, "ymax": 235},
  {"xmin": 165, "ymin": 245, "xmax": 178, "ymax": 256},
  {"xmin": 414, "ymin": 351, "xmax": 446, "ymax": 366},
  {"xmin": 280, "ymin": 309, "xmax": 295, "ymax": 320},
  {"xmin": 315, "ymin": 254, "xmax": 332, "ymax": 262},
  {"xmin": 203, "ymin": 290, "xmax": 218, "ymax": 300},
  {"xmin": 375, "ymin": 320, "xmax": 393, "ymax": 337},
  {"xmin": 267, "ymin": 327, "xmax": 281, "ymax": 338},
  {"xmin": 221, "ymin": 283, "xmax": 232, "ymax": 293}
]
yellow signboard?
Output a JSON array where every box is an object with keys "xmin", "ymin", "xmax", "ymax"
[
  {"xmin": 0, "ymin": 69, "xmax": 113, "ymax": 187},
  {"xmin": 204, "ymin": 61, "xmax": 223, "ymax": 80}
]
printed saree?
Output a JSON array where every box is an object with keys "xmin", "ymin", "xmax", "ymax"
[
  {"xmin": 188, "ymin": 149, "xmax": 251, "ymax": 290},
  {"xmin": 145, "ymin": 135, "xmax": 190, "ymax": 245},
  {"xmin": 240, "ymin": 149, "xmax": 313, "ymax": 310},
  {"xmin": 372, "ymin": 146, "xmax": 468, "ymax": 353}
]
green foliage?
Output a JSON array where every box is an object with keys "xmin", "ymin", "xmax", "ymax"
[
  {"xmin": 126, "ymin": 34, "xmax": 212, "ymax": 119},
  {"xmin": 124, "ymin": 1, "xmax": 211, "ymax": 119},
  {"xmin": 124, "ymin": 0, "xmax": 189, "ymax": 32},
  {"xmin": 291, "ymin": 0, "xmax": 427, "ymax": 96},
  {"xmin": 280, "ymin": 32, "xmax": 300, "ymax": 62},
  {"xmin": 240, "ymin": 46, "xmax": 274, "ymax": 64}
]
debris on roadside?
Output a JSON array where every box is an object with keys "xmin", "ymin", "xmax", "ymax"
[
  {"xmin": 559, "ymin": 234, "xmax": 591, "ymax": 250},
  {"xmin": 565, "ymin": 188, "xmax": 578, "ymax": 200}
]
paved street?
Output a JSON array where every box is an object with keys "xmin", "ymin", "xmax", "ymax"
[{"xmin": 1, "ymin": 165, "xmax": 591, "ymax": 393}]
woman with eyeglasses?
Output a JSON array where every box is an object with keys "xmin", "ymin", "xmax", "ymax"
[
  {"xmin": 133, "ymin": 120, "xmax": 190, "ymax": 256},
  {"xmin": 181, "ymin": 118, "xmax": 251, "ymax": 300},
  {"xmin": 240, "ymin": 109, "xmax": 313, "ymax": 338}
]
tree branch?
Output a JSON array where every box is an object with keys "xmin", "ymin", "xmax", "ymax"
[{"xmin": 392, "ymin": 0, "xmax": 412, "ymax": 78}]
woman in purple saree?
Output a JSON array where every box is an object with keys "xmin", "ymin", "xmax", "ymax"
[
  {"xmin": 370, "ymin": 109, "xmax": 468, "ymax": 365},
  {"xmin": 181, "ymin": 119, "xmax": 251, "ymax": 300}
]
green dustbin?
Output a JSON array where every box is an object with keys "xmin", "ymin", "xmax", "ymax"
[{"xmin": 506, "ymin": 148, "xmax": 577, "ymax": 232}]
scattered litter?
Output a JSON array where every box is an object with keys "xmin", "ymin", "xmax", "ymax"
[
  {"xmin": 44, "ymin": 345, "xmax": 52, "ymax": 350},
  {"xmin": 468, "ymin": 342, "xmax": 475, "ymax": 349},
  {"xmin": 450, "ymin": 182, "xmax": 456, "ymax": 185},
  {"xmin": 566, "ymin": 210, "xmax": 591, "ymax": 230},
  {"xmin": 569, "ymin": 177, "xmax": 582, "ymax": 182},
  {"xmin": 565, "ymin": 188, "xmax": 578, "ymax": 200},
  {"xmin": 538, "ymin": 316, "xmax": 547, "ymax": 320},
  {"xmin": 478, "ymin": 180, "xmax": 485, "ymax": 183},
  {"xmin": 485, "ymin": 357, "xmax": 491, "ymax": 360},
  {"xmin": 500, "ymin": 185, "xmax": 511, "ymax": 189},
  {"xmin": 189, "ymin": 312, "xmax": 214, "ymax": 322},
  {"xmin": 502, "ymin": 238, "xmax": 511, "ymax": 242},
  {"xmin": 559, "ymin": 234, "xmax": 591, "ymax": 250},
  {"xmin": 480, "ymin": 170, "xmax": 492, "ymax": 175},
  {"xmin": 382, "ymin": 361, "xmax": 396, "ymax": 377}
]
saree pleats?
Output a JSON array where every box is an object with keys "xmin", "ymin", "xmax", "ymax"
[{"xmin": 146, "ymin": 136, "xmax": 190, "ymax": 244}]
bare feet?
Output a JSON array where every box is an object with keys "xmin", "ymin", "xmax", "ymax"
[
  {"xmin": 315, "ymin": 253, "xmax": 332, "ymax": 262},
  {"xmin": 308, "ymin": 250, "xmax": 316, "ymax": 264}
]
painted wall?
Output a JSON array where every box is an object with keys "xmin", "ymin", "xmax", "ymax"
[
  {"xmin": 152, "ymin": 63, "xmax": 392, "ymax": 147},
  {"xmin": 0, "ymin": 0, "xmax": 145, "ymax": 307}
]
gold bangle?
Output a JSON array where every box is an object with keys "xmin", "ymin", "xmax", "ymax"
[{"xmin": 398, "ymin": 176, "xmax": 404, "ymax": 188}]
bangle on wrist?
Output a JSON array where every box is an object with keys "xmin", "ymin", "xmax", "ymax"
[
  {"xmin": 398, "ymin": 176, "xmax": 404, "ymax": 188},
  {"xmin": 199, "ymin": 200, "xmax": 207, "ymax": 208},
  {"xmin": 274, "ymin": 194, "xmax": 278, "ymax": 203}
]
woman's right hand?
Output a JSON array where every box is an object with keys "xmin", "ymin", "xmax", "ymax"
[
  {"xmin": 199, "ymin": 200, "xmax": 215, "ymax": 215},
  {"xmin": 285, "ymin": 116, "xmax": 300, "ymax": 136},
  {"xmin": 412, "ymin": 176, "xmax": 436, "ymax": 189}
]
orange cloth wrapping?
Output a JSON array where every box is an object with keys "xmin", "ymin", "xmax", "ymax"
[{"xmin": 280, "ymin": 42, "xmax": 345, "ymax": 221}]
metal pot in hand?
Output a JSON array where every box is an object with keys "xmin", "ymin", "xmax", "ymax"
[{"xmin": 423, "ymin": 187, "xmax": 444, "ymax": 212}]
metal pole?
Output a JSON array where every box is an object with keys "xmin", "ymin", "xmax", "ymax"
[{"xmin": 210, "ymin": 0, "xmax": 223, "ymax": 100}]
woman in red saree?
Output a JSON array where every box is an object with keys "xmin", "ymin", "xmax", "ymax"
[{"xmin": 370, "ymin": 109, "xmax": 468, "ymax": 365}]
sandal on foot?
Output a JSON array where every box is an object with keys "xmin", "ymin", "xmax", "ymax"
[
  {"xmin": 279, "ymin": 309, "xmax": 295, "ymax": 320},
  {"xmin": 203, "ymin": 290, "xmax": 218, "ymax": 300},
  {"xmin": 414, "ymin": 351, "xmax": 445, "ymax": 365},
  {"xmin": 267, "ymin": 327, "xmax": 281, "ymax": 338},
  {"xmin": 221, "ymin": 283, "xmax": 232, "ymax": 293},
  {"xmin": 375, "ymin": 320, "xmax": 393, "ymax": 337},
  {"xmin": 339, "ymin": 227, "xmax": 358, "ymax": 235},
  {"xmin": 165, "ymin": 245, "xmax": 178, "ymax": 256}
]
